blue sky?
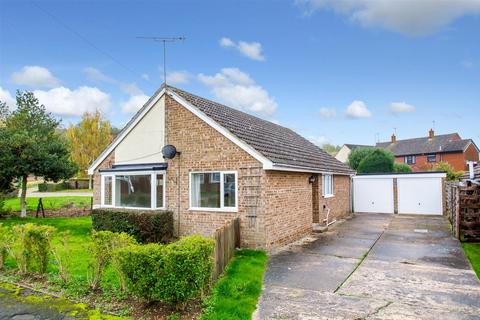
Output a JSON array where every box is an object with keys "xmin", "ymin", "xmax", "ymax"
[{"xmin": 1, "ymin": 0, "xmax": 479, "ymax": 146}]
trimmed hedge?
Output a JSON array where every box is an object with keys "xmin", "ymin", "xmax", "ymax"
[
  {"xmin": 114, "ymin": 235, "xmax": 215, "ymax": 305},
  {"xmin": 91, "ymin": 209, "xmax": 174, "ymax": 243},
  {"xmin": 38, "ymin": 182, "xmax": 70, "ymax": 192}
]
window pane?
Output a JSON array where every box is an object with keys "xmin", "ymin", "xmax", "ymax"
[
  {"xmin": 115, "ymin": 175, "xmax": 151, "ymax": 208},
  {"xmin": 191, "ymin": 173, "xmax": 220, "ymax": 208},
  {"xmin": 156, "ymin": 174, "xmax": 164, "ymax": 208},
  {"xmin": 103, "ymin": 176, "xmax": 112, "ymax": 205},
  {"xmin": 224, "ymin": 173, "xmax": 236, "ymax": 207}
]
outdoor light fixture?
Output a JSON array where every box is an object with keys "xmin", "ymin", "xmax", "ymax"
[{"xmin": 309, "ymin": 175, "xmax": 317, "ymax": 184}]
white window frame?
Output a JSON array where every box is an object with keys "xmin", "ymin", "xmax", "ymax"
[
  {"xmin": 405, "ymin": 155, "xmax": 416, "ymax": 164},
  {"xmin": 189, "ymin": 171, "xmax": 238, "ymax": 212},
  {"xmin": 100, "ymin": 170, "xmax": 166, "ymax": 210},
  {"xmin": 322, "ymin": 174, "xmax": 334, "ymax": 198}
]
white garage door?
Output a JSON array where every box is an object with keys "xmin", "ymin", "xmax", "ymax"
[
  {"xmin": 397, "ymin": 177, "xmax": 442, "ymax": 215},
  {"xmin": 353, "ymin": 178, "xmax": 394, "ymax": 213}
]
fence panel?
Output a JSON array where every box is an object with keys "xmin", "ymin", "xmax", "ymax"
[{"xmin": 212, "ymin": 217, "xmax": 240, "ymax": 281}]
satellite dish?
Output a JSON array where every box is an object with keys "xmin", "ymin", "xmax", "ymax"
[{"xmin": 162, "ymin": 144, "xmax": 178, "ymax": 159}]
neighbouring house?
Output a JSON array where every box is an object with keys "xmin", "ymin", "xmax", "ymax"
[
  {"xmin": 376, "ymin": 130, "xmax": 479, "ymax": 172},
  {"xmin": 87, "ymin": 85, "xmax": 353, "ymax": 249},
  {"xmin": 335, "ymin": 144, "xmax": 373, "ymax": 163}
]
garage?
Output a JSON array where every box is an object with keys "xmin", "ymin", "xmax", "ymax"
[{"xmin": 353, "ymin": 172, "xmax": 446, "ymax": 215}]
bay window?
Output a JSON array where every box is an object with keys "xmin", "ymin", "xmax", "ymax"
[
  {"xmin": 190, "ymin": 171, "xmax": 237, "ymax": 211},
  {"xmin": 101, "ymin": 171, "xmax": 165, "ymax": 209}
]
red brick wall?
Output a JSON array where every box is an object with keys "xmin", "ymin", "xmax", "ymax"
[
  {"xmin": 164, "ymin": 95, "xmax": 266, "ymax": 248},
  {"xmin": 92, "ymin": 152, "xmax": 115, "ymax": 206},
  {"xmin": 262, "ymin": 171, "xmax": 313, "ymax": 248},
  {"xmin": 318, "ymin": 175, "xmax": 351, "ymax": 223},
  {"xmin": 395, "ymin": 146, "xmax": 479, "ymax": 172}
]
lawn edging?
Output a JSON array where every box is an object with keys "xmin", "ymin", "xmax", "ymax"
[
  {"xmin": 462, "ymin": 243, "xmax": 480, "ymax": 279},
  {"xmin": 200, "ymin": 249, "xmax": 268, "ymax": 320}
]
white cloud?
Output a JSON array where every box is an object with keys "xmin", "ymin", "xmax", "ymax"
[
  {"xmin": 33, "ymin": 86, "xmax": 110, "ymax": 117},
  {"xmin": 141, "ymin": 73, "xmax": 150, "ymax": 81},
  {"xmin": 318, "ymin": 107, "xmax": 336, "ymax": 118},
  {"xmin": 121, "ymin": 94, "xmax": 149, "ymax": 113},
  {"xmin": 0, "ymin": 87, "xmax": 15, "ymax": 108},
  {"xmin": 461, "ymin": 60, "xmax": 475, "ymax": 69},
  {"xmin": 165, "ymin": 71, "xmax": 192, "ymax": 85},
  {"xmin": 345, "ymin": 100, "xmax": 372, "ymax": 118},
  {"xmin": 83, "ymin": 67, "xmax": 116, "ymax": 84},
  {"xmin": 219, "ymin": 37, "xmax": 265, "ymax": 61},
  {"xmin": 389, "ymin": 102, "xmax": 415, "ymax": 114},
  {"xmin": 296, "ymin": 0, "xmax": 480, "ymax": 36},
  {"xmin": 309, "ymin": 135, "xmax": 329, "ymax": 146},
  {"xmin": 11, "ymin": 66, "xmax": 60, "ymax": 88},
  {"xmin": 198, "ymin": 67, "xmax": 277, "ymax": 116}
]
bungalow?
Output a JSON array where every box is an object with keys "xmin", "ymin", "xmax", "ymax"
[{"xmin": 87, "ymin": 85, "xmax": 353, "ymax": 249}]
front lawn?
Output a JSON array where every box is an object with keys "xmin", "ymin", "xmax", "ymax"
[
  {"xmin": 3, "ymin": 196, "xmax": 91, "ymax": 212},
  {"xmin": 200, "ymin": 249, "xmax": 268, "ymax": 320},
  {"xmin": 462, "ymin": 243, "xmax": 480, "ymax": 278}
]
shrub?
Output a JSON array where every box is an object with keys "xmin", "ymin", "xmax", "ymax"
[
  {"xmin": 38, "ymin": 182, "xmax": 70, "ymax": 192},
  {"xmin": 357, "ymin": 149, "xmax": 395, "ymax": 173},
  {"xmin": 347, "ymin": 147, "xmax": 375, "ymax": 170},
  {"xmin": 51, "ymin": 231, "xmax": 71, "ymax": 284},
  {"xmin": 393, "ymin": 163, "xmax": 412, "ymax": 173},
  {"xmin": 87, "ymin": 230, "xmax": 136, "ymax": 290},
  {"xmin": 0, "ymin": 195, "xmax": 11, "ymax": 217},
  {"xmin": 11, "ymin": 224, "xmax": 56, "ymax": 274},
  {"xmin": 0, "ymin": 224, "xmax": 12, "ymax": 270},
  {"xmin": 115, "ymin": 235, "xmax": 215, "ymax": 306},
  {"xmin": 92, "ymin": 209, "xmax": 174, "ymax": 243},
  {"xmin": 434, "ymin": 162, "xmax": 464, "ymax": 181}
]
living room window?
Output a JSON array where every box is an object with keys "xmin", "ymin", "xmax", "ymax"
[
  {"xmin": 427, "ymin": 154, "xmax": 436, "ymax": 162},
  {"xmin": 322, "ymin": 174, "xmax": 334, "ymax": 197},
  {"xmin": 405, "ymin": 155, "xmax": 416, "ymax": 165},
  {"xmin": 190, "ymin": 171, "xmax": 237, "ymax": 211},
  {"xmin": 101, "ymin": 171, "xmax": 165, "ymax": 209}
]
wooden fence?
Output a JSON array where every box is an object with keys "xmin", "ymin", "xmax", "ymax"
[
  {"xmin": 446, "ymin": 182, "xmax": 480, "ymax": 241},
  {"xmin": 212, "ymin": 217, "xmax": 240, "ymax": 281}
]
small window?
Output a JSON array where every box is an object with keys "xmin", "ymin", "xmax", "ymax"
[
  {"xmin": 405, "ymin": 155, "xmax": 416, "ymax": 165},
  {"xmin": 322, "ymin": 174, "xmax": 334, "ymax": 197},
  {"xmin": 427, "ymin": 154, "xmax": 436, "ymax": 162},
  {"xmin": 190, "ymin": 171, "xmax": 237, "ymax": 210}
]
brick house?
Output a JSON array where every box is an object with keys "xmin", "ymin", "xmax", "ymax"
[
  {"xmin": 376, "ymin": 130, "xmax": 479, "ymax": 172},
  {"xmin": 87, "ymin": 85, "xmax": 353, "ymax": 249}
]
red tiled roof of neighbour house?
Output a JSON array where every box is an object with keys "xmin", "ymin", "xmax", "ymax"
[
  {"xmin": 375, "ymin": 133, "xmax": 473, "ymax": 156},
  {"xmin": 167, "ymin": 86, "xmax": 354, "ymax": 175}
]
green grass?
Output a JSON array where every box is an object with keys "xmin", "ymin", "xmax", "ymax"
[
  {"xmin": 0, "ymin": 216, "xmax": 119, "ymax": 297},
  {"xmin": 462, "ymin": 243, "xmax": 480, "ymax": 278},
  {"xmin": 3, "ymin": 196, "xmax": 91, "ymax": 212},
  {"xmin": 200, "ymin": 249, "xmax": 268, "ymax": 320}
]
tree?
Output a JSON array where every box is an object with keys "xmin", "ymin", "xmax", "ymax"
[
  {"xmin": 66, "ymin": 110, "xmax": 112, "ymax": 178},
  {"xmin": 322, "ymin": 144, "xmax": 341, "ymax": 156},
  {"xmin": 0, "ymin": 91, "xmax": 77, "ymax": 217},
  {"xmin": 347, "ymin": 147, "xmax": 375, "ymax": 170},
  {"xmin": 393, "ymin": 163, "xmax": 412, "ymax": 173},
  {"xmin": 357, "ymin": 149, "xmax": 395, "ymax": 173},
  {"xmin": 433, "ymin": 162, "xmax": 463, "ymax": 181}
]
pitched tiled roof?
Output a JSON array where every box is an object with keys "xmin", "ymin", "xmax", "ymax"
[
  {"xmin": 376, "ymin": 133, "xmax": 473, "ymax": 156},
  {"xmin": 168, "ymin": 86, "xmax": 353, "ymax": 174},
  {"xmin": 344, "ymin": 144, "xmax": 373, "ymax": 150}
]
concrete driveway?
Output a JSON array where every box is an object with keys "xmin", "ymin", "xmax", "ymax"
[{"xmin": 255, "ymin": 213, "xmax": 480, "ymax": 320}]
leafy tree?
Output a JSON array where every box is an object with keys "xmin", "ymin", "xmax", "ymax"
[
  {"xmin": 347, "ymin": 147, "xmax": 375, "ymax": 170},
  {"xmin": 393, "ymin": 163, "xmax": 412, "ymax": 173},
  {"xmin": 0, "ymin": 91, "xmax": 77, "ymax": 217},
  {"xmin": 322, "ymin": 143, "xmax": 341, "ymax": 156},
  {"xmin": 66, "ymin": 110, "xmax": 112, "ymax": 178},
  {"xmin": 357, "ymin": 149, "xmax": 395, "ymax": 173},
  {"xmin": 433, "ymin": 162, "xmax": 463, "ymax": 181}
]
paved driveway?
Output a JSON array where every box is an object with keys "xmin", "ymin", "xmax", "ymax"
[{"xmin": 255, "ymin": 213, "xmax": 480, "ymax": 320}]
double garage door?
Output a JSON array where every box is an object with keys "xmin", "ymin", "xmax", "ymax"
[{"xmin": 353, "ymin": 173, "xmax": 445, "ymax": 215}]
